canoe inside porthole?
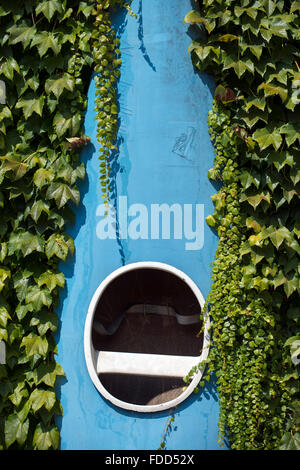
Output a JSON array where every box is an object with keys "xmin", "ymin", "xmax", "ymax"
[{"xmin": 84, "ymin": 262, "xmax": 210, "ymax": 413}]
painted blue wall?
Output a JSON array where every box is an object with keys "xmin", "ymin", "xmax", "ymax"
[{"xmin": 56, "ymin": 0, "xmax": 227, "ymax": 450}]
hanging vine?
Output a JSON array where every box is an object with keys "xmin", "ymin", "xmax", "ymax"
[{"xmin": 93, "ymin": 0, "xmax": 136, "ymax": 209}]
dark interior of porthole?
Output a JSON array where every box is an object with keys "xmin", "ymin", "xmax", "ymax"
[{"xmin": 92, "ymin": 268, "xmax": 203, "ymax": 407}]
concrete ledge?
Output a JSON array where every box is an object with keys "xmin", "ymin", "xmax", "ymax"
[{"xmin": 96, "ymin": 350, "xmax": 199, "ymax": 377}]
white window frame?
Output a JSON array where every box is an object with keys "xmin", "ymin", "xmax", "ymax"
[{"xmin": 84, "ymin": 261, "xmax": 210, "ymax": 413}]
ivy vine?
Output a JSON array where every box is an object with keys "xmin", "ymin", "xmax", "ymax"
[
  {"xmin": 93, "ymin": 0, "xmax": 136, "ymax": 208},
  {"xmin": 185, "ymin": 0, "xmax": 300, "ymax": 450}
]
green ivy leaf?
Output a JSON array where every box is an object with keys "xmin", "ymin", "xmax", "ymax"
[
  {"xmin": 269, "ymin": 151, "xmax": 294, "ymax": 171},
  {"xmin": 190, "ymin": 44, "xmax": 219, "ymax": 62},
  {"xmin": 268, "ymin": 226, "xmax": 291, "ymax": 249},
  {"xmin": 257, "ymin": 82, "xmax": 288, "ymax": 103},
  {"xmin": 30, "ymin": 310, "xmax": 58, "ymax": 336},
  {"xmin": 31, "ymin": 32, "xmax": 61, "ymax": 57},
  {"xmin": 253, "ymin": 125, "xmax": 282, "ymax": 150},
  {"xmin": 8, "ymin": 382, "xmax": 29, "ymax": 407},
  {"xmin": 241, "ymin": 191, "xmax": 271, "ymax": 209},
  {"xmin": 25, "ymin": 286, "xmax": 52, "ymax": 311},
  {"xmin": 280, "ymin": 123, "xmax": 300, "ymax": 146},
  {"xmin": 291, "ymin": 1, "xmax": 300, "ymax": 13},
  {"xmin": 28, "ymin": 200, "xmax": 50, "ymax": 223},
  {"xmin": 35, "ymin": 0, "xmax": 64, "ymax": 22},
  {"xmin": 15, "ymin": 304, "xmax": 32, "ymax": 321},
  {"xmin": 78, "ymin": 2, "xmax": 94, "ymax": 17},
  {"xmin": 0, "ymin": 242, "xmax": 7, "ymax": 263},
  {"xmin": 294, "ymin": 220, "xmax": 300, "ymax": 238},
  {"xmin": 0, "ymin": 58, "xmax": 20, "ymax": 81},
  {"xmin": 0, "ymin": 4, "xmax": 11, "ymax": 17},
  {"xmin": 46, "ymin": 182, "xmax": 80, "ymax": 208},
  {"xmin": 56, "ymin": 162, "xmax": 85, "ymax": 185},
  {"xmin": 289, "ymin": 239, "xmax": 300, "ymax": 256},
  {"xmin": 240, "ymin": 108, "xmax": 268, "ymax": 128},
  {"xmin": 0, "ymin": 306, "xmax": 11, "ymax": 328},
  {"xmin": 36, "ymin": 270, "xmax": 65, "ymax": 291},
  {"xmin": 223, "ymin": 56, "xmax": 254, "ymax": 78},
  {"xmin": 0, "ymin": 267, "xmax": 11, "ymax": 292},
  {"xmin": 53, "ymin": 112, "xmax": 82, "ymax": 137},
  {"xmin": 34, "ymin": 361, "xmax": 65, "ymax": 387},
  {"xmin": 248, "ymin": 45, "xmax": 263, "ymax": 60},
  {"xmin": 183, "ymin": 10, "xmax": 215, "ymax": 33},
  {"xmin": 0, "ymin": 106, "xmax": 12, "ymax": 123},
  {"xmin": 8, "ymin": 231, "xmax": 45, "ymax": 257},
  {"xmin": 8, "ymin": 24, "xmax": 36, "ymax": 49},
  {"xmin": 284, "ymin": 276, "xmax": 298, "ymax": 298},
  {"xmin": 45, "ymin": 74, "xmax": 75, "ymax": 99},
  {"xmin": 15, "ymin": 95, "xmax": 45, "ymax": 119},
  {"xmin": 280, "ymin": 432, "xmax": 300, "ymax": 450},
  {"xmin": 206, "ymin": 214, "xmax": 216, "ymax": 227},
  {"xmin": 0, "ymin": 155, "xmax": 29, "ymax": 180},
  {"xmin": 13, "ymin": 271, "xmax": 32, "ymax": 303},
  {"xmin": 217, "ymin": 34, "xmax": 239, "ymax": 42},
  {"xmin": 0, "ymin": 327, "xmax": 8, "ymax": 342},
  {"xmin": 45, "ymin": 234, "xmax": 69, "ymax": 260},
  {"xmin": 284, "ymin": 335, "xmax": 300, "ymax": 365},
  {"xmin": 246, "ymin": 217, "xmax": 262, "ymax": 234},
  {"xmin": 33, "ymin": 168, "xmax": 54, "ymax": 189},
  {"xmin": 5, "ymin": 413, "xmax": 29, "ymax": 448},
  {"xmin": 29, "ymin": 388, "xmax": 56, "ymax": 413},
  {"xmin": 235, "ymin": 5, "xmax": 258, "ymax": 19},
  {"xmin": 240, "ymin": 171, "xmax": 260, "ymax": 190}
]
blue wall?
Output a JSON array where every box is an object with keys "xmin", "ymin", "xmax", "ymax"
[{"xmin": 56, "ymin": 0, "xmax": 226, "ymax": 450}]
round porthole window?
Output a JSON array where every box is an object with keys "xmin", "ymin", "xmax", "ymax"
[{"xmin": 84, "ymin": 261, "xmax": 210, "ymax": 413}]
